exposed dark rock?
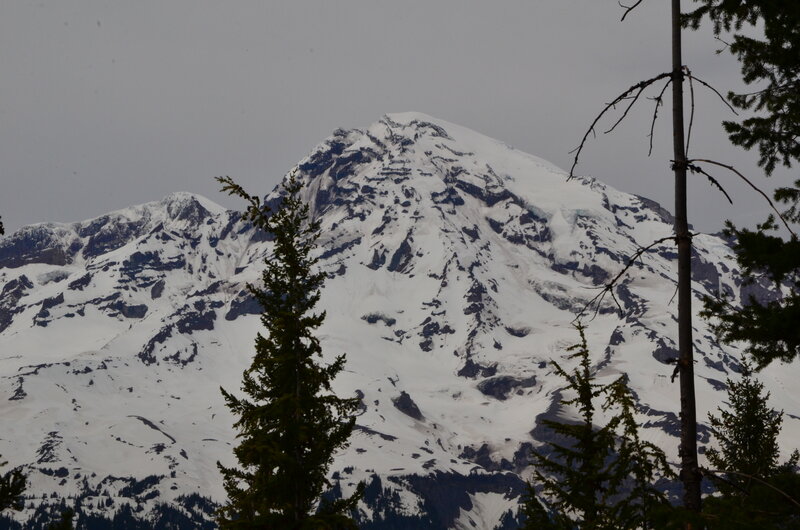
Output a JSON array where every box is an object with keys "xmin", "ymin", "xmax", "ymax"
[
  {"xmin": 0, "ymin": 227, "xmax": 70, "ymax": 268},
  {"xmin": 477, "ymin": 375, "xmax": 537, "ymax": 401},
  {"xmin": 616, "ymin": 283, "xmax": 646, "ymax": 316},
  {"xmin": 121, "ymin": 251, "xmax": 185, "ymax": 278},
  {"xmin": 634, "ymin": 195, "xmax": 674, "ymax": 225},
  {"xmin": 504, "ymin": 326, "xmax": 530, "ymax": 338},
  {"xmin": 39, "ymin": 293, "xmax": 64, "ymax": 314},
  {"xmin": 431, "ymin": 187, "xmax": 465, "ymax": 206},
  {"xmin": 9, "ymin": 377, "xmax": 26, "ymax": 400},
  {"xmin": 367, "ymin": 248, "xmax": 387, "ymax": 270},
  {"xmin": 387, "ymin": 237, "xmax": 413, "ymax": 273},
  {"xmin": 176, "ymin": 304, "xmax": 216, "ymax": 334},
  {"xmin": 165, "ymin": 195, "xmax": 211, "ymax": 223},
  {"xmin": 362, "ymin": 313, "xmax": 396, "ymax": 327},
  {"xmin": 0, "ymin": 275, "xmax": 35, "ymax": 332},
  {"xmin": 224, "ymin": 291, "xmax": 261, "ymax": 321},
  {"xmin": 106, "ymin": 300, "xmax": 148, "ymax": 319},
  {"xmin": 464, "ymin": 280, "xmax": 487, "ymax": 315},
  {"xmin": 652, "ymin": 338, "xmax": 679, "ymax": 364},
  {"xmin": 128, "ymin": 415, "xmax": 176, "ymax": 444},
  {"xmin": 353, "ymin": 425, "xmax": 398, "ymax": 442},
  {"xmin": 459, "ymin": 443, "xmax": 512, "ymax": 472},
  {"xmin": 82, "ymin": 219, "xmax": 146, "ymax": 259},
  {"xmin": 454, "ymin": 179, "xmax": 515, "ymax": 207},
  {"xmin": 457, "ymin": 358, "xmax": 498, "ymax": 379},
  {"xmin": 392, "ymin": 391, "xmax": 424, "ymax": 421},
  {"xmin": 299, "ymin": 139, "xmax": 347, "ymax": 178},
  {"xmin": 139, "ymin": 325, "xmax": 174, "ymax": 365},
  {"xmin": 609, "ymin": 327, "xmax": 625, "ymax": 346},
  {"xmin": 512, "ymin": 442, "xmax": 534, "ymax": 471},
  {"xmin": 420, "ymin": 318, "xmax": 455, "ymax": 338},
  {"xmin": 691, "ymin": 249, "xmax": 721, "ymax": 293},
  {"xmin": 319, "ymin": 236, "xmax": 362, "ymax": 260},
  {"xmin": 461, "ymin": 225, "xmax": 479, "ymax": 242},
  {"xmin": 68, "ymin": 273, "xmax": 92, "ymax": 291},
  {"xmin": 2, "ymin": 275, "xmax": 34, "ymax": 298},
  {"xmin": 150, "ymin": 279, "xmax": 165, "ymax": 299}
]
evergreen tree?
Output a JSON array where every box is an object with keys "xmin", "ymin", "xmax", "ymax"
[
  {"xmin": 701, "ymin": 366, "xmax": 800, "ymax": 528},
  {"xmin": 684, "ymin": 1, "xmax": 800, "ymax": 175},
  {"xmin": 0, "ymin": 456, "xmax": 26, "ymax": 513},
  {"xmin": 522, "ymin": 324, "xmax": 673, "ymax": 529},
  {"xmin": 45, "ymin": 507, "xmax": 74, "ymax": 530},
  {"xmin": 216, "ymin": 172, "xmax": 362, "ymax": 529},
  {"xmin": 685, "ymin": 1, "xmax": 800, "ymax": 367}
]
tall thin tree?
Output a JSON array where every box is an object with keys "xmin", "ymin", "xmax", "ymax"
[
  {"xmin": 570, "ymin": 1, "xmax": 703, "ymax": 512},
  {"xmin": 670, "ymin": 0, "xmax": 702, "ymax": 513},
  {"xmin": 216, "ymin": 171, "xmax": 362, "ymax": 529}
]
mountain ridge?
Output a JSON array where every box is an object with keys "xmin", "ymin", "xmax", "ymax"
[{"xmin": 1, "ymin": 112, "xmax": 798, "ymax": 529}]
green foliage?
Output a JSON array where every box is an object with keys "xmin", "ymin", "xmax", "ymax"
[
  {"xmin": 701, "ymin": 366, "xmax": 800, "ymax": 528},
  {"xmin": 700, "ymin": 207, "xmax": 800, "ymax": 367},
  {"xmin": 684, "ymin": 1, "xmax": 800, "ymax": 175},
  {"xmin": 522, "ymin": 324, "xmax": 674, "ymax": 529},
  {"xmin": 705, "ymin": 365, "xmax": 797, "ymax": 494},
  {"xmin": 0, "ymin": 456, "xmax": 26, "ymax": 512},
  {"xmin": 216, "ymin": 172, "xmax": 362, "ymax": 529},
  {"xmin": 685, "ymin": 2, "xmax": 800, "ymax": 368}
]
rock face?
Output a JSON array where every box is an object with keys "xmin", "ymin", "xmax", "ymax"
[{"xmin": 1, "ymin": 113, "xmax": 798, "ymax": 529}]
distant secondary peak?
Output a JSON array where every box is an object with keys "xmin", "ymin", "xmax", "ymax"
[{"xmin": 158, "ymin": 192, "xmax": 226, "ymax": 222}]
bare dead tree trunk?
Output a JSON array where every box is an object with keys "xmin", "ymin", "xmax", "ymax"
[{"xmin": 671, "ymin": 0, "xmax": 702, "ymax": 513}]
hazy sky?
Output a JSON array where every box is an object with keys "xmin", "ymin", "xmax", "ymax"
[{"xmin": 2, "ymin": 1, "xmax": 794, "ymax": 234}]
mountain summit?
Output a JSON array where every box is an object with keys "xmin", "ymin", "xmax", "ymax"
[{"xmin": 1, "ymin": 113, "xmax": 797, "ymax": 529}]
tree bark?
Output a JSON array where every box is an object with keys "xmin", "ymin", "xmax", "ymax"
[{"xmin": 671, "ymin": 0, "xmax": 702, "ymax": 513}]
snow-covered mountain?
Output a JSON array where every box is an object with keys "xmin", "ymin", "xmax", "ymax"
[{"xmin": 1, "ymin": 112, "xmax": 798, "ymax": 529}]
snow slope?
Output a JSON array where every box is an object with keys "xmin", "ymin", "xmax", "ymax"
[{"xmin": 1, "ymin": 112, "xmax": 798, "ymax": 529}]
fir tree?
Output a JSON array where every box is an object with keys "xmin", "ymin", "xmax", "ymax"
[
  {"xmin": 45, "ymin": 507, "xmax": 74, "ymax": 530},
  {"xmin": 685, "ymin": 1, "xmax": 800, "ymax": 368},
  {"xmin": 522, "ymin": 324, "xmax": 673, "ymax": 530},
  {"xmin": 0, "ymin": 456, "xmax": 26, "ymax": 513},
  {"xmin": 684, "ymin": 1, "xmax": 800, "ymax": 175},
  {"xmin": 216, "ymin": 172, "xmax": 362, "ymax": 529},
  {"xmin": 702, "ymin": 365, "xmax": 800, "ymax": 528}
]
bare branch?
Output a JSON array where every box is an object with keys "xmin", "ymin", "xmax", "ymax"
[
  {"xmin": 603, "ymin": 91, "xmax": 646, "ymax": 135},
  {"xmin": 687, "ymin": 159, "xmax": 796, "ymax": 236},
  {"xmin": 618, "ymin": 0, "xmax": 644, "ymax": 21},
  {"xmin": 684, "ymin": 72, "xmax": 739, "ymax": 115},
  {"xmin": 647, "ymin": 79, "xmax": 672, "ymax": 156},
  {"xmin": 574, "ymin": 235, "xmax": 676, "ymax": 321},
  {"xmin": 569, "ymin": 72, "xmax": 672, "ymax": 179},
  {"xmin": 713, "ymin": 35, "xmax": 731, "ymax": 54},
  {"xmin": 685, "ymin": 67, "xmax": 696, "ymax": 156},
  {"xmin": 685, "ymin": 163, "xmax": 733, "ymax": 204}
]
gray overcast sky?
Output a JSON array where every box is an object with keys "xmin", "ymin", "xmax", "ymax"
[{"xmin": 2, "ymin": 1, "xmax": 794, "ymax": 234}]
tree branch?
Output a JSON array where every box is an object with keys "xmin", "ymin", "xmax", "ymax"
[
  {"xmin": 648, "ymin": 79, "xmax": 673, "ymax": 156},
  {"xmin": 569, "ymin": 72, "xmax": 672, "ymax": 179},
  {"xmin": 684, "ymin": 72, "xmax": 739, "ymax": 115},
  {"xmin": 686, "ymin": 159, "xmax": 796, "ymax": 236},
  {"xmin": 618, "ymin": 0, "xmax": 644, "ymax": 21},
  {"xmin": 686, "ymin": 67, "xmax": 696, "ymax": 156},
  {"xmin": 701, "ymin": 468, "xmax": 800, "ymax": 510},
  {"xmin": 685, "ymin": 162, "xmax": 733, "ymax": 204},
  {"xmin": 574, "ymin": 235, "xmax": 677, "ymax": 321}
]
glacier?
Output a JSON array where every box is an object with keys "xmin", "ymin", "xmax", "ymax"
[{"xmin": 0, "ymin": 112, "xmax": 798, "ymax": 529}]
